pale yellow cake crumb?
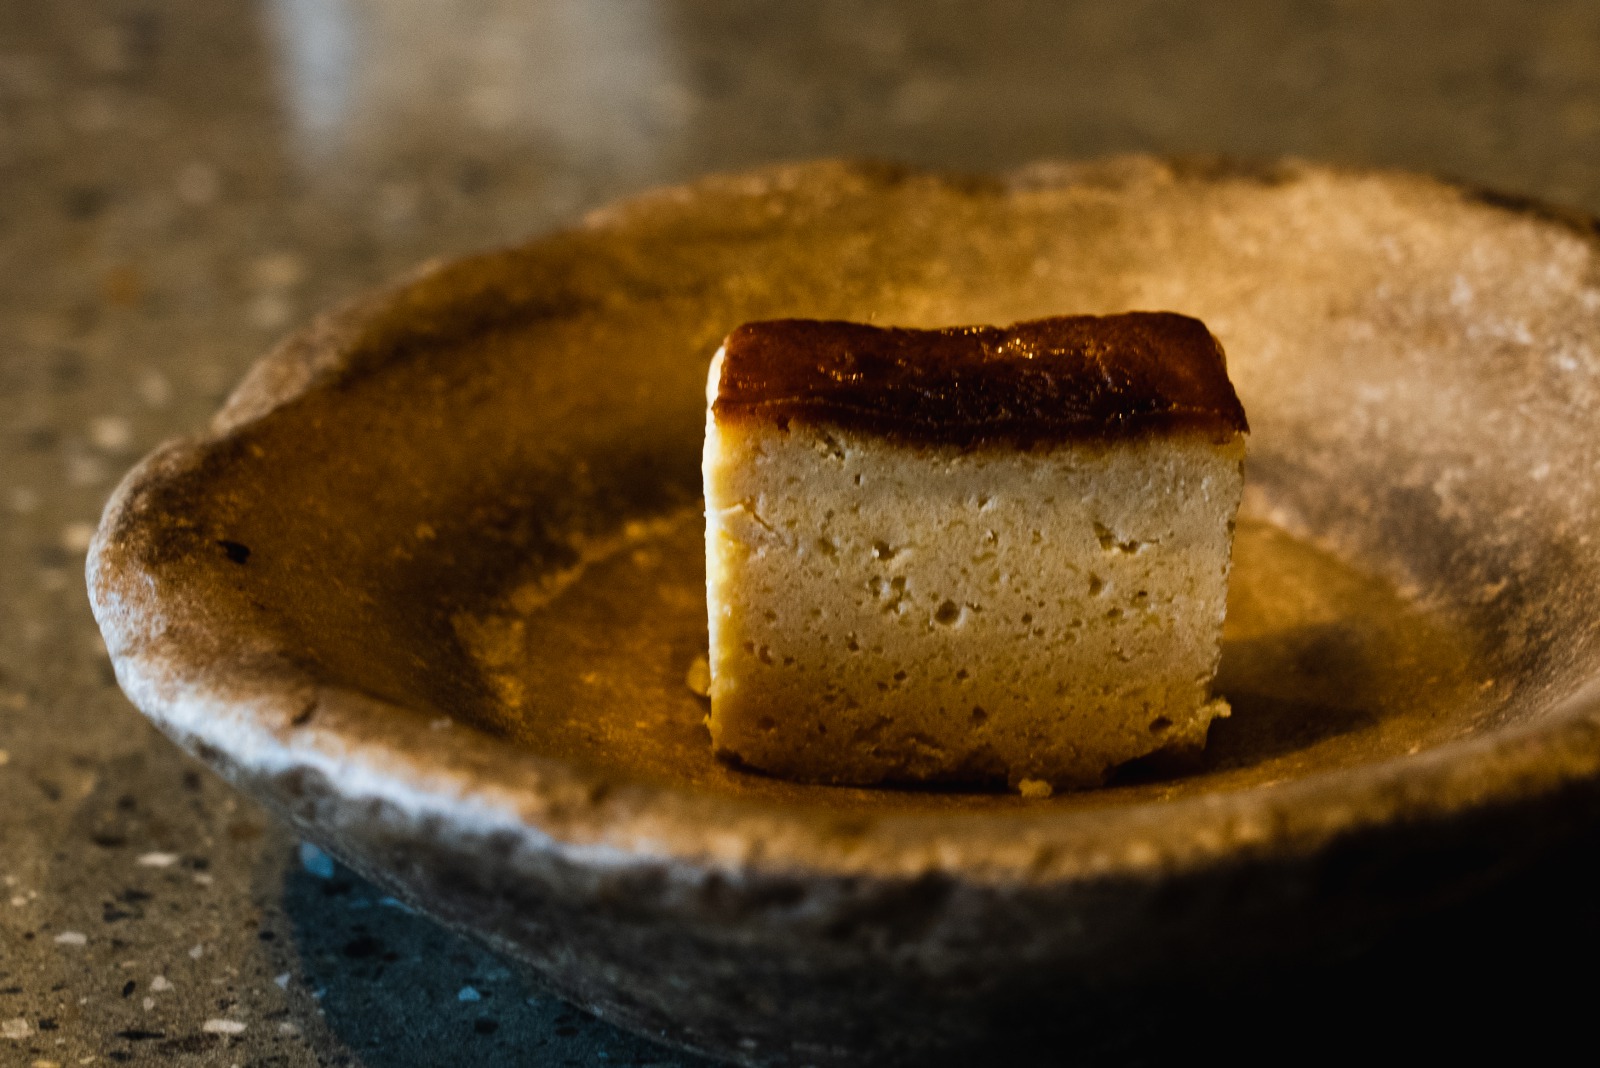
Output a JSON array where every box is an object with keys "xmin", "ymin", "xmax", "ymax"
[{"xmin": 685, "ymin": 654, "xmax": 712, "ymax": 698}]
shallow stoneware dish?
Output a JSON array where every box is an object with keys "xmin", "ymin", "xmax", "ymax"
[{"xmin": 89, "ymin": 157, "xmax": 1600, "ymax": 1066}]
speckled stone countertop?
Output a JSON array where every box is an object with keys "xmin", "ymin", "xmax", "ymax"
[{"xmin": 6, "ymin": 3, "xmax": 1600, "ymax": 1065}]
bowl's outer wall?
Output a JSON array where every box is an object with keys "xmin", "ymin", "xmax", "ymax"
[{"xmin": 89, "ymin": 158, "xmax": 1600, "ymax": 1066}]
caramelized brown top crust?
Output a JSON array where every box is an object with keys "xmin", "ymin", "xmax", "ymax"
[{"xmin": 713, "ymin": 313, "xmax": 1248, "ymax": 447}]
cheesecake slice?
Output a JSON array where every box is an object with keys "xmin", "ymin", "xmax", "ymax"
[{"xmin": 702, "ymin": 313, "xmax": 1248, "ymax": 790}]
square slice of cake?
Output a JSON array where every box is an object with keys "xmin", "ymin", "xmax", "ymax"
[{"xmin": 702, "ymin": 313, "xmax": 1248, "ymax": 790}]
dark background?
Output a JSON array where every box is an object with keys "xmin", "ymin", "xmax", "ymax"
[{"xmin": 4, "ymin": 2, "xmax": 1600, "ymax": 1064}]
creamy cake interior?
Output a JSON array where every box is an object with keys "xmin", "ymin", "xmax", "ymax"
[{"xmin": 703, "ymin": 314, "xmax": 1248, "ymax": 789}]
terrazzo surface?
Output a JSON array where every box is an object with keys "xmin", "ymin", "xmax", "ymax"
[{"xmin": 7, "ymin": 2, "xmax": 1600, "ymax": 1064}]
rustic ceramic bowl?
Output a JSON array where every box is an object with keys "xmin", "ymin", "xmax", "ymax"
[{"xmin": 89, "ymin": 158, "xmax": 1600, "ymax": 1066}]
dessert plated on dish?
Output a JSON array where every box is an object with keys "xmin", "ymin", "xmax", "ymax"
[
  {"xmin": 703, "ymin": 313, "xmax": 1248, "ymax": 790},
  {"xmin": 86, "ymin": 158, "xmax": 1600, "ymax": 1067}
]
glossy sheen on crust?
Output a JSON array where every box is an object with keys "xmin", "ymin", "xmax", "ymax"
[{"xmin": 713, "ymin": 313, "xmax": 1248, "ymax": 446}]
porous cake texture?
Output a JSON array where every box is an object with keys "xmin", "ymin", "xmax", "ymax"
[{"xmin": 703, "ymin": 314, "xmax": 1248, "ymax": 789}]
